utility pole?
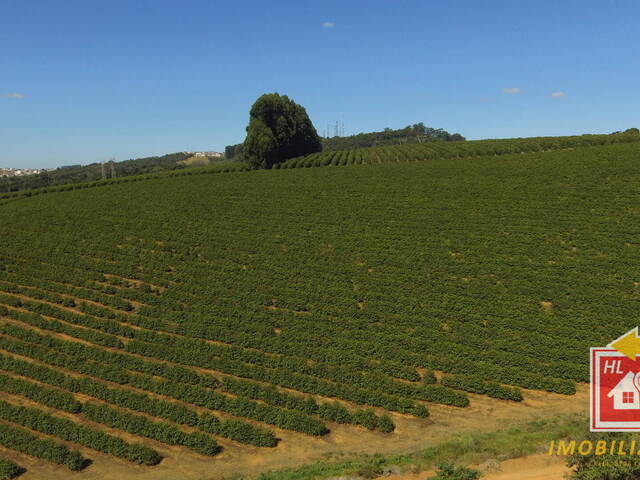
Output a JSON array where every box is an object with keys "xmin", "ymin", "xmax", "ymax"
[
  {"xmin": 101, "ymin": 162, "xmax": 106, "ymax": 180},
  {"xmin": 110, "ymin": 158, "xmax": 116, "ymax": 178}
]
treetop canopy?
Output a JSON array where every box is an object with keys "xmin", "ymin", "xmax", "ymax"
[{"xmin": 243, "ymin": 93, "xmax": 321, "ymax": 169}]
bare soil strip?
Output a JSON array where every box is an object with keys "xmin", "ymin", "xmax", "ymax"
[{"xmin": 0, "ymin": 382, "xmax": 588, "ymax": 480}]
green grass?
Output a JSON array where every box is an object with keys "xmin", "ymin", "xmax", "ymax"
[{"xmin": 238, "ymin": 414, "xmax": 587, "ymax": 480}]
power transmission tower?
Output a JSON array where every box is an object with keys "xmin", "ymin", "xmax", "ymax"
[
  {"xmin": 110, "ymin": 158, "xmax": 116, "ymax": 178},
  {"xmin": 101, "ymin": 162, "xmax": 106, "ymax": 180}
]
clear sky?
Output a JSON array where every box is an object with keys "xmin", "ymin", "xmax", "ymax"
[{"xmin": 1, "ymin": 0, "xmax": 638, "ymax": 168}]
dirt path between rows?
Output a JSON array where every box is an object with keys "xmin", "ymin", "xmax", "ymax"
[{"xmin": 0, "ymin": 383, "xmax": 588, "ymax": 480}]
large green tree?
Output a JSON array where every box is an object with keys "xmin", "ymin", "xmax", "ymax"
[{"xmin": 243, "ymin": 93, "xmax": 321, "ymax": 169}]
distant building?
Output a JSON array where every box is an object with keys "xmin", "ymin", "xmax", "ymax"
[
  {"xmin": 193, "ymin": 151, "xmax": 223, "ymax": 158},
  {"xmin": 0, "ymin": 167, "xmax": 43, "ymax": 178}
]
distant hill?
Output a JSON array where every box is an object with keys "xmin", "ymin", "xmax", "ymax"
[
  {"xmin": 320, "ymin": 123, "xmax": 465, "ymax": 151},
  {"xmin": 179, "ymin": 154, "xmax": 226, "ymax": 168},
  {"xmin": 0, "ymin": 152, "xmax": 192, "ymax": 194},
  {"xmin": 224, "ymin": 122, "xmax": 465, "ymax": 160},
  {"xmin": 3, "ymin": 132, "xmax": 640, "ymax": 202},
  {"xmin": 278, "ymin": 131, "xmax": 640, "ymax": 168}
]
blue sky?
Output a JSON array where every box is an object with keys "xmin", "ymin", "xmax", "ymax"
[{"xmin": 1, "ymin": 0, "xmax": 638, "ymax": 168}]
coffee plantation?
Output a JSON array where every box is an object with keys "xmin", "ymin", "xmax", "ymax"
[{"xmin": 0, "ymin": 137, "xmax": 638, "ymax": 474}]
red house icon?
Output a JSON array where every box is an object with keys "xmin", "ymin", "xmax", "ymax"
[{"xmin": 607, "ymin": 372, "xmax": 640, "ymax": 410}]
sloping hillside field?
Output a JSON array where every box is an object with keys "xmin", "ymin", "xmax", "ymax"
[{"xmin": 0, "ymin": 141, "xmax": 638, "ymax": 477}]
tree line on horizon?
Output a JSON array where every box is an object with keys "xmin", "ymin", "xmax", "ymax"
[
  {"xmin": 0, "ymin": 152, "xmax": 192, "ymax": 194},
  {"xmin": 225, "ymin": 94, "xmax": 466, "ymax": 166},
  {"xmin": 224, "ymin": 122, "xmax": 466, "ymax": 162}
]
